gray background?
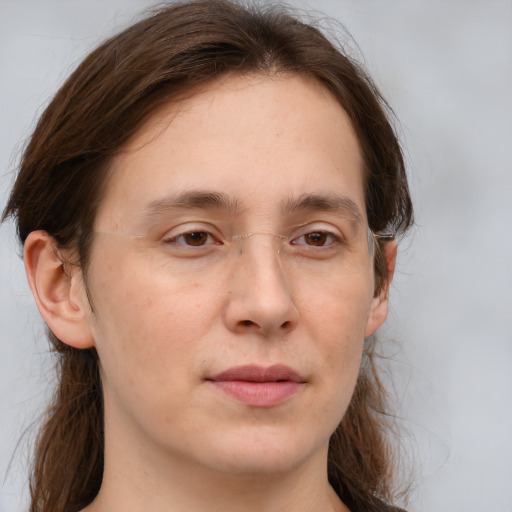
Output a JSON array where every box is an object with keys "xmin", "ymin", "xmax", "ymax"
[{"xmin": 1, "ymin": 1, "xmax": 511, "ymax": 510}]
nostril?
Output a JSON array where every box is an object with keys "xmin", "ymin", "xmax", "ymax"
[{"xmin": 237, "ymin": 320, "xmax": 294, "ymax": 335}]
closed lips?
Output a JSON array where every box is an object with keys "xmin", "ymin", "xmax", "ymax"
[
  {"xmin": 207, "ymin": 364, "xmax": 306, "ymax": 407},
  {"xmin": 208, "ymin": 364, "xmax": 306, "ymax": 383}
]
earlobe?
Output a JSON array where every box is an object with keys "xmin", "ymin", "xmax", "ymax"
[
  {"xmin": 24, "ymin": 230, "xmax": 95, "ymax": 349},
  {"xmin": 364, "ymin": 240, "xmax": 397, "ymax": 337}
]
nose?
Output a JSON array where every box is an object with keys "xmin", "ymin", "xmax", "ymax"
[{"xmin": 223, "ymin": 235, "xmax": 299, "ymax": 337}]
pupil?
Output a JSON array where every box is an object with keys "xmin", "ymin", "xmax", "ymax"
[
  {"xmin": 185, "ymin": 232, "xmax": 208, "ymax": 246},
  {"xmin": 306, "ymin": 232, "xmax": 326, "ymax": 246}
]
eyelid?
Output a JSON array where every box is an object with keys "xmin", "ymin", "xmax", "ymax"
[
  {"xmin": 157, "ymin": 221, "xmax": 349, "ymax": 250},
  {"xmin": 290, "ymin": 222, "xmax": 345, "ymax": 241},
  {"xmin": 161, "ymin": 221, "xmax": 221, "ymax": 237},
  {"xmin": 160, "ymin": 222, "xmax": 224, "ymax": 247},
  {"xmin": 291, "ymin": 231, "xmax": 341, "ymax": 245}
]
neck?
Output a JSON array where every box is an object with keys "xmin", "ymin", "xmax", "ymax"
[{"xmin": 83, "ymin": 418, "xmax": 348, "ymax": 512}]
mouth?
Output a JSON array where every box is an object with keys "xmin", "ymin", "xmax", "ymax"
[{"xmin": 206, "ymin": 364, "xmax": 306, "ymax": 407}]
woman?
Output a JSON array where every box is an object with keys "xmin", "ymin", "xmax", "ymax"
[{"xmin": 2, "ymin": 1, "xmax": 413, "ymax": 511}]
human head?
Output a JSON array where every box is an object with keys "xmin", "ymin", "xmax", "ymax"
[{"xmin": 2, "ymin": 1, "xmax": 413, "ymax": 511}]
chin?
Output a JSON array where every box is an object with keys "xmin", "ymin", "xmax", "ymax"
[{"xmin": 198, "ymin": 426, "xmax": 327, "ymax": 477}]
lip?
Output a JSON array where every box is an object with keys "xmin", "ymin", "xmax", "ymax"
[{"xmin": 206, "ymin": 364, "xmax": 306, "ymax": 407}]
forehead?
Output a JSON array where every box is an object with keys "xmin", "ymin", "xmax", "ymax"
[{"xmin": 96, "ymin": 73, "xmax": 365, "ymax": 232}]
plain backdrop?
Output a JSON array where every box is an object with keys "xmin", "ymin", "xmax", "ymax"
[{"xmin": 1, "ymin": 1, "xmax": 511, "ymax": 511}]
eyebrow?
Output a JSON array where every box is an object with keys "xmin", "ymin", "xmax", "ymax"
[
  {"xmin": 143, "ymin": 190, "xmax": 240, "ymax": 221},
  {"xmin": 283, "ymin": 193, "xmax": 364, "ymax": 224},
  {"xmin": 142, "ymin": 190, "xmax": 363, "ymax": 224}
]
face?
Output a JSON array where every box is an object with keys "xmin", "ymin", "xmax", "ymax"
[{"xmin": 81, "ymin": 73, "xmax": 388, "ymax": 478}]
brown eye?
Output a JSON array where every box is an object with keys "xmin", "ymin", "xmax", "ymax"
[
  {"xmin": 291, "ymin": 230, "xmax": 341, "ymax": 249},
  {"xmin": 163, "ymin": 228, "xmax": 222, "ymax": 250},
  {"xmin": 182, "ymin": 232, "xmax": 209, "ymax": 246},
  {"xmin": 304, "ymin": 232, "xmax": 328, "ymax": 246}
]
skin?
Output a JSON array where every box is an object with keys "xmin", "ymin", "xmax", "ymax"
[{"xmin": 24, "ymin": 73, "xmax": 395, "ymax": 512}]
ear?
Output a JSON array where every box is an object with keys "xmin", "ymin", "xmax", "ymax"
[
  {"xmin": 24, "ymin": 230, "xmax": 95, "ymax": 349},
  {"xmin": 364, "ymin": 240, "xmax": 397, "ymax": 337}
]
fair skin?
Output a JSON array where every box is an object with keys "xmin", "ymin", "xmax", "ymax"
[{"xmin": 24, "ymin": 73, "xmax": 396, "ymax": 512}]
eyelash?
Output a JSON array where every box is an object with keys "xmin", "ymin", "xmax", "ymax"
[
  {"xmin": 291, "ymin": 231, "xmax": 342, "ymax": 247},
  {"xmin": 166, "ymin": 231, "xmax": 221, "ymax": 247},
  {"xmin": 162, "ymin": 229, "xmax": 343, "ymax": 249}
]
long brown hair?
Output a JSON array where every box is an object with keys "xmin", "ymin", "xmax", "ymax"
[{"xmin": 2, "ymin": 2, "xmax": 413, "ymax": 511}]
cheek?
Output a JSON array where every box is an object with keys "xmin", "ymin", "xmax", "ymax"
[
  {"xmin": 297, "ymin": 270, "xmax": 374, "ymax": 346},
  {"xmin": 85, "ymin": 253, "xmax": 227, "ymax": 445},
  {"xmin": 86, "ymin": 250, "xmax": 219, "ymax": 389},
  {"xmin": 295, "ymin": 272, "xmax": 373, "ymax": 419}
]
